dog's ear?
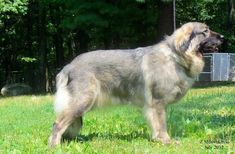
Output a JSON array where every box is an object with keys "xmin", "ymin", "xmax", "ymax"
[{"xmin": 174, "ymin": 26, "xmax": 195, "ymax": 52}]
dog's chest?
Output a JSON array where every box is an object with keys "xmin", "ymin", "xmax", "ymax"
[
  {"xmin": 176, "ymin": 80, "xmax": 193, "ymax": 100},
  {"xmin": 158, "ymin": 72, "xmax": 194, "ymax": 104},
  {"xmin": 173, "ymin": 69, "xmax": 195, "ymax": 98}
]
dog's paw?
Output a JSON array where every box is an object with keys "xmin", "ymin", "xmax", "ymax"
[
  {"xmin": 152, "ymin": 136, "xmax": 180, "ymax": 145},
  {"xmin": 152, "ymin": 136, "xmax": 171, "ymax": 145},
  {"xmin": 48, "ymin": 135, "xmax": 61, "ymax": 148}
]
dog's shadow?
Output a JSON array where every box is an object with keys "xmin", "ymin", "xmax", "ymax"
[{"xmin": 62, "ymin": 131, "xmax": 150, "ymax": 143}]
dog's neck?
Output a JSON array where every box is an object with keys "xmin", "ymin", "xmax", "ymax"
[
  {"xmin": 160, "ymin": 36, "xmax": 205, "ymax": 78},
  {"xmin": 172, "ymin": 49, "xmax": 205, "ymax": 78}
]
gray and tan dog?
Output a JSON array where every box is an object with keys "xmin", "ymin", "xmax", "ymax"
[{"xmin": 49, "ymin": 22, "xmax": 223, "ymax": 147}]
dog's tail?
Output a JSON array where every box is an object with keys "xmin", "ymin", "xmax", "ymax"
[
  {"xmin": 54, "ymin": 70, "xmax": 71, "ymax": 114},
  {"xmin": 56, "ymin": 71, "xmax": 69, "ymax": 89}
]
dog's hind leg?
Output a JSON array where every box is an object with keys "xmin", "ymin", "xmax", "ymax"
[
  {"xmin": 49, "ymin": 110, "xmax": 77, "ymax": 147},
  {"xmin": 49, "ymin": 72, "xmax": 99, "ymax": 147},
  {"xmin": 48, "ymin": 102, "xmax": 88, "ymax": 147},
  {"xmin": 62, "ymin": 116, "xmax": 83, "ymax": 140}
]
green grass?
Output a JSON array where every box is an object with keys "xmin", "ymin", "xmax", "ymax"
[{"xmin": 0, "ymin": 86, "xmax": 235, "ymax": 153}]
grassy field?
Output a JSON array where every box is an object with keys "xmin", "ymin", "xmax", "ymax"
[{"xmin": 0, "ymin": 85, "xmax": 234, "ymax": 153}]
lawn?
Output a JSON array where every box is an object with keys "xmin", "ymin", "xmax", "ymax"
[{"xmin": 0, "ymin": 85, "xmax": 234, "ymax": 153}]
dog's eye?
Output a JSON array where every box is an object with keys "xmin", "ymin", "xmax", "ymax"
[{"xmin": 203, "ymin": 29, "xmax": 209, "ymax": 33}]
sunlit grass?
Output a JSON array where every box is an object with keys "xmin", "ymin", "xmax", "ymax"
[{"xmin": 0, "ymin": 86, "xmax": 234, "ymax": 153}]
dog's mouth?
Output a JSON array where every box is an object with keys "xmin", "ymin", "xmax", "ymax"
[{"xmin": 198, "ymin": 37, "xmax": 223, "ymax": 56}]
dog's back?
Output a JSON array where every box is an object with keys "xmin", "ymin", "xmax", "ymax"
[{"xmin": 56, "ymin": 47, "xmax": 155, "ymax": 109}]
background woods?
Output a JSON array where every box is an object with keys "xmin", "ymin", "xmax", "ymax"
[{"xmin": 0, "ymin": 0, "xmax": 234, "ymax": 93}]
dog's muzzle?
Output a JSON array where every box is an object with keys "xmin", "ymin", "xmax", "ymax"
[{"xmin": 199, "ymin": 35, "xmax": 224, "ymax": 53}]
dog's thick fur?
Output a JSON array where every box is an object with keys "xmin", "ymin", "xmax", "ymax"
[{"xmin": 49, "ymin": 22, "xmax": 223, "ymax": 147}]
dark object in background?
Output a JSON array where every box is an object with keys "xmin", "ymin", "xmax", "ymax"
[{"xmin": 1, "ymin": 83, "xmax": 32, "ymax": 96}]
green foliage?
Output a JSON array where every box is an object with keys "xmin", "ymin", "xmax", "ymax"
[
  {"xmin": 176, "ymin": 0, "xmax": 235, "ymax": 50},
  {"xmin": 49, "ymin": 0, "xmax": 158, "ymax": 51},
  {"xmin": 136, "ymin": 0, "xmax": 145, "ymax": 3},
  {"xmin": 0, "ymin": 0, "xmax": 28, "ymax": 15},
  {"xmin": 19, "ymin": 57, "xmax": 37, "ymax": 63},
  {"xmin": 0, "ymin": 86, "xmax": 234, "ymax": 153},
  {"xmin": 1, "ymin": 0, "xmax": 235, "ymax": 89},
  {"xmin": 0, "ymin": 0, "xmax": 28, "ymax": 27}
]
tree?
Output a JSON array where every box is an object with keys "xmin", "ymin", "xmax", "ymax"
[
  {"xmin": 38, "ymin": 0, "xmax": 48, "ymax": 92},
  {"xmin": 227, "ymin": 0, "xmax": 234, "ymax": 30},
  {"xmin": 49, "ymin": 4, "xmax": 64, "ymax": 68},
  {"xmin": 156, "ymin": 0, "xmax": 174, "ymax": 41},
  {"xmin": 1, "ymin": 0, "xmax": 235, "ymax": 93},
  {"xmin": 0, "ymin": 0, "xmax": 28, "ymax": 86}
]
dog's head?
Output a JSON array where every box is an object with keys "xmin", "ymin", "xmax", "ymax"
[{"xmin": 173, "ymin": 22, "xmax": 224, "ymax": 57}]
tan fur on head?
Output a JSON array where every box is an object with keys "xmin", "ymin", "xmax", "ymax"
[
  {"xmin": 172, "ymin": 22, "xmax": 223, "ymax": 77},
  {"xmin": 174, "ymin": 23, "xmax": 194, "ymax": 52}
]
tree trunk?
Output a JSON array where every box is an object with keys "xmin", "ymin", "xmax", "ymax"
[
  {"xmin": 50, "ymin": 5, "xmax": 64, "ymax": 69},
  {"xmin": 38, "ymin": 1, "xmax": 47, "ymax": 93},
  {"xmin": 227, "ymin": 0, "xmax": 234, "ymax": 30},
  {"xmin": 54, "ymin": 30, "xmax": 64, "ymax": 68},
  {"xmin": 173, "ymin": 0, "xmax": 176, "ymax": 30},
  {"xmin": 137, "ymin": 2, "xmax": 148, "ymax": 47},
  {"xmin": 103, "ymin": 27, "xmax": 112, "ymax": 49},
  {"xmin": 156, "ymin": 1, "xmax": 174, "ymax": 42},
  {"xmin": 4, "ymin": 56, "xmax": 11, "ymax": 84},
  {"xmin": 67, "ymin": 35, "xmax": 75, "ymax": 60},
  {"xmin": 2, "ymin": 17, "xmax": 14, "ymax": 84},
  {"xmin": 74, "ymin": 30, "xmax": 89, "ymax": 54},
  {"xmin": 25, "ymin": 3, "xmax": 34, "ymax": 88}
]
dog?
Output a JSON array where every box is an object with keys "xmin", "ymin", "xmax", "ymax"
[{"xmin": 48, "ymin": 22, "xmax": 223, "ymax": 147}]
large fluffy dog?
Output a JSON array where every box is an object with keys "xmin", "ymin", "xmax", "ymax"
[{"xmin": 49, "ymin": 22, "xmax": 223, "ymax": 147}]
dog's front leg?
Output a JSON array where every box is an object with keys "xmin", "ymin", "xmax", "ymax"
[{"xmin": 145, "ymin": 102, "xmax": 170, "ymax": 144}]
